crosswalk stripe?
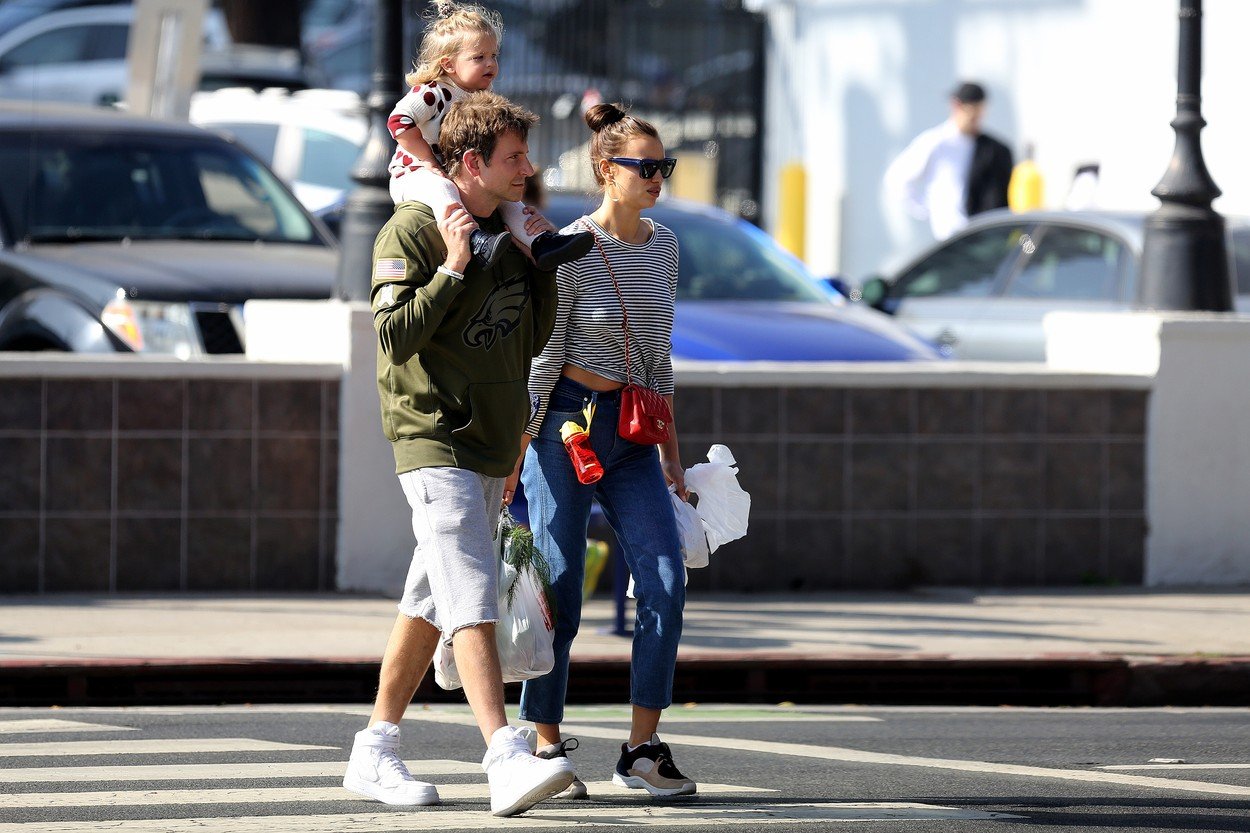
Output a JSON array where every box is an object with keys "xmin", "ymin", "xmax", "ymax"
[
  {"xmin": 489, "ymin": 715, "xmax": 881, "ymax": 723},
  {"xmin": 0, "ymin": 781, "xmax": 773, "ymax": 809},
  {"xmin": 0, "ymin": 720, "xmax": 134, "ymax": 735},
  {"xmin": 1101, "ymin": 763, "xmax": 1250, "ymax": 771},
  {"xmin": 0, "ymin": 760, "xmax": 478, "ymax": 784},
  {"xmin": 0, "ymin": 739, "xmax": 331, "ymax": 758},
  {"xmin": 330, "ymin": 705, "xmax": 883, "ymax": 724},
  {"xmin": 0, "ymin": 803, "xmax": 1020, "ymax": 830},
  {"xmin": 621, "ymin": 729, "xmax": 1250, "ymax": 799},
  {"xmin": 404, "ymin": 712, "xmax": 1250, "ymax": 799}
]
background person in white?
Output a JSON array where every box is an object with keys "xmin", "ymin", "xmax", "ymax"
[{"xmin": 885, "ymin": 81, "xmax": 995, "ymax": 241}]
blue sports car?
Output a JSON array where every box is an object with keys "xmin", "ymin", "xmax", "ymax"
[
  {"xmin": 316, "ymin": 192, "xmax": 942, "ymax": 361},
  {"xmin": 541, "ymin": 194, "xmax": 941, "ymax": 362}
]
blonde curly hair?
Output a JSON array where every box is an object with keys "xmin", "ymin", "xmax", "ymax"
[{"xmin": 406, "ymin": 1, "xmax": 504, "ymax": 87}]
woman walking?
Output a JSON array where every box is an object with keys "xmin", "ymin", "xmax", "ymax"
[{"xmin": 504, "ymin": 103, "xmax": 695, "ymax": 798}]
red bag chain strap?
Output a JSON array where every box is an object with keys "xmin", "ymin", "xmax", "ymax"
[
  {"xmin": 581, "ymin": 219, "xmax": 672, "ymax": 445},
  {"xmin": 585, "ymin": 223, "xmax": 639, "ymax": 388}
]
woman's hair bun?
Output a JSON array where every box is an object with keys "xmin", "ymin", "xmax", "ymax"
[{"xmin": 584, "ymin": 102, "xmax": 627, "ymax": 132}]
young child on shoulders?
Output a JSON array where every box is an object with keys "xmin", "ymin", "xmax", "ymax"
[{"xmin": 388, "ymin": 0, "xmax": 591, "ymax": 270}]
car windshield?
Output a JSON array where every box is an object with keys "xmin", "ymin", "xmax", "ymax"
[
  {"xmin": 662, "ymin": 210, "xmax": 830, "ymax": 302},
  {"xmin": 296, "ymin": 128, "xmax": 360, "ymax": 191},
  {"xmin": 209, "ymin": 123, "xmax": 281, "ymax": 166},
  {"xmin": 0, "ymin": 130, "xmax": 319, "ymax": 244}
]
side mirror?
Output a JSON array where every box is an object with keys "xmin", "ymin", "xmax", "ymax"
[
  {"xmin": 859, "ymin": 276, "xmax": 889, "ymax": 309},
  {"xmin": 821, "ymin": 276, "xmax": 851, "ymax": 297}
]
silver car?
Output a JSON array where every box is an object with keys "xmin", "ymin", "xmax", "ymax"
[
  {"xmin": 860, "ymin": 210, "xmax": 1250, "ymax": 361},
  {"xmin": 0, "ymin": 4, "xmax": 302, "ymax": 108}
]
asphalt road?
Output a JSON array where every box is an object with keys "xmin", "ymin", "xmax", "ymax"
[{"xmin": 2, "ymin": 703, "xmax": 1249, "ymax": 832}]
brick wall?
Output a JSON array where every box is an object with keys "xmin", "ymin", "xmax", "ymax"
[
  {"xmin": 0, "ymin": 375, "xmax": 339, "ymax": 593},
  {"xmin": 1, "ymin": 361, "xmax": 1150, "ymax": 594},
  {"xmin": 677, "ymin": 385, "xmax": 1148, "ymax": 592}
]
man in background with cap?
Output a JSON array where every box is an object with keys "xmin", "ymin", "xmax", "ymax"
[{"xmin": 885, "ymin": 81, "xmax": 1014, "ymax": 241}]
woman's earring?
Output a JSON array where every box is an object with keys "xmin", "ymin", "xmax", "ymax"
[{"xmin": 606, "ymin": 178, "xmax": 621, "ymax": 203}]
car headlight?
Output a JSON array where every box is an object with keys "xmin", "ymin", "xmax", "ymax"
[{"xmin": 101, "ymin": 296, "xmax": 200, "ymax": 359}]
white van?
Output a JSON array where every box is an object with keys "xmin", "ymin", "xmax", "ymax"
[{"xmin": 190, "ymin": 86, "xmax": 367, "ymax": 213}]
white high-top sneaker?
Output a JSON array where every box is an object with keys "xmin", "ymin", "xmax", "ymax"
[
  {"xmin": 342, "ymin": 721, "xmax": 439, "ymax": 806},
  {"xmin": 482, "ymin": 726, "xmax": 574, "ymax": 817}
]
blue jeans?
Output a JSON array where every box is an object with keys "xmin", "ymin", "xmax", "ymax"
[{"xmin": 518, "ymin": 376, "xmax": 685, "ymax": 724}]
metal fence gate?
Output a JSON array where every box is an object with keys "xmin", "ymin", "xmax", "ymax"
[{"xmin": 411, "ymin": 0, "xmax": 765, "ymax": 220}]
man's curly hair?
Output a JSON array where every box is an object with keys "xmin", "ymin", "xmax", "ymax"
[{"xmin": 439, "ymin": 91, "xmax": 538, "ymax": 179}]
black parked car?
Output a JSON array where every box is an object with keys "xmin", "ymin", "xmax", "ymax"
[{"xmin": 0, "ymin": 101, "xmax": 337, "ymax": 355}]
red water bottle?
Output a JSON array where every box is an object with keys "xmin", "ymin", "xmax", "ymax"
[{"xmin": 561, "ymin": 421, "xmax": 603, "ymax": 484}]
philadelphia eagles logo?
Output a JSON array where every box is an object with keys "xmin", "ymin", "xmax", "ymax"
[{"xmin": 463, "ymin": 271, "xmax": 530, "ymax": 350}]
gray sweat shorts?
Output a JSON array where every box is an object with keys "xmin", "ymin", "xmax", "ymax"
[{"xmin": 396, "ymin": 466, "xmax": 505, "ymax": 641}]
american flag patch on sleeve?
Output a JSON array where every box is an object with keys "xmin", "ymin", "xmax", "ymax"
[{"xmin": 374, "ymin": 258, "xmax": 406, "ymax": 279}]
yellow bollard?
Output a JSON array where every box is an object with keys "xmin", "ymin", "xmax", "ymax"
[
  {"xmin": 777, "ymin": 161, "xmax": 806, "ymax": 259},
  {"xmin": 583, "ymin": 539, "xmax": 609, "ymax": 602},
  {"xmin": 1009, "ymin": 145, "xmax": 1045, "ymax": 212}
]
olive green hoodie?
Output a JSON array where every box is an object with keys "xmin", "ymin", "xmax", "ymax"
[{"xmin": 371, "ymin": 201, "xmax": 557, "ymax": 477}]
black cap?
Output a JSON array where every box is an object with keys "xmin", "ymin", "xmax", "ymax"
[{"xmin": 952, "ymin": 82, "xmax": 987, "ymax": 104}]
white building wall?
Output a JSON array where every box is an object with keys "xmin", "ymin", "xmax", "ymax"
[{"xmin": 746, "ymin": 0, "xmax": 1250, "ymax": 282}]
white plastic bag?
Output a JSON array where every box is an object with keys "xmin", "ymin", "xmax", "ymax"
[
  {"xmin": 684, "ymin": 444, "xmax": 751, "ymax": 553},
  {"xmin": 434, "ymin": 513, "xmax": 556, "ymax": 691},
  {"xmin": 671, "ymin": 485, "xmax": 710, "ymax": 568},
  {"xmin": 628, "ymin": 449, "xmax": 742, "ymax": 597},
  {"xmin": 496, "ymin": 557, "xmax": 556, "ymax": 682}
]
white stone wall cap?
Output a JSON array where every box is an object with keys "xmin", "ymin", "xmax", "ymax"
[
  {"xmin": 1157, "ymin": 314, "xmax": 1250, "ymax": 339},
  {"xmin": 0, "ymin": 354, "xmax": 341, "ymax": 380},
  {"xmin": 671, "ymin": 359, "xmax": 1151, "ymax": 389}
]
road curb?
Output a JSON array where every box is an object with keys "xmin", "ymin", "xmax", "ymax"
[{"xmin": 3, "ymin": 654, "xmax": 1249, "ymax": 708}]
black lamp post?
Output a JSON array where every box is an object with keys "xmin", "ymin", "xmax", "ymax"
[
  {"xmin": 1138, "ymin": 0, "xmax": 1231, "ymax": 311},
  {"xmin": 334, "ymin": 0, "xmax": 404, "ymax": 302}
]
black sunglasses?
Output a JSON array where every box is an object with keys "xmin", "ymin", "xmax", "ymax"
[{"xmin": 608, "ymin": 156, "xmax": 677, "ymax": 179}]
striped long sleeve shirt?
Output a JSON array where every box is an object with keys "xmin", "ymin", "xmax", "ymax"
[{"xmin": 525, "ymin": 215, "xmax": 679, "ymax": 436}]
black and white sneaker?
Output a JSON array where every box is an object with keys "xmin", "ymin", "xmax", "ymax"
[
  {"xmin": 611, "ymin": 733, "xmax": 697, "ymax": 796},
  {"xmin": 535, "ymin": 737, "xmax": 588, "ymax": 799}
]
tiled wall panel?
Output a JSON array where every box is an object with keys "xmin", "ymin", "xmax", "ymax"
[
  {"xmin": 2, "ymin": 375, "xmax": 1144, "ymax": 593},
  {"xmin": 678, "ymin": 386, "xmax": 1148, "ymax": 592},
  {"xmin": 0, "ymin": 377, "xmax": 339, "ymax": 594}
]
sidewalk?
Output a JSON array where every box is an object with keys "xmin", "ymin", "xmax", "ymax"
[{"xmin": 2, "ymin": 590, "xmax": 1249, "ymax": 707}]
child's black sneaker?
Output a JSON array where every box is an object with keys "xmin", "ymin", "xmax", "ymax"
[
  {"xmin": 529, "ymin": 230, "xmax": 593, "ymax": 270},
  {"xmin": 470, "ymin": 229, "xmax": 511, "ymax": 269},
  {"xmin": 611, "ymin": 733, "xmax": 696, "ymax": 796}
]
